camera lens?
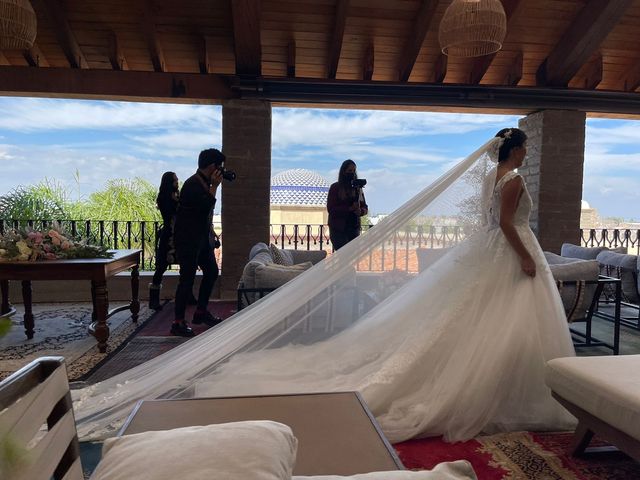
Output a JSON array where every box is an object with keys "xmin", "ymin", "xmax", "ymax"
[{"xmin": 222, "ymin": 170, "xmax": 236, "ymax": 182}]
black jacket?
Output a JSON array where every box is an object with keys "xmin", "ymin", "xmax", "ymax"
[{"xmin": 174, "ymin": 171, "xmax": 216, "ymax": 247}]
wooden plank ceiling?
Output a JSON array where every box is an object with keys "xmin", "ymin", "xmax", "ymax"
[{"xmin": 0, "ymin": 0, "xmax": 639, "ymax": 109}]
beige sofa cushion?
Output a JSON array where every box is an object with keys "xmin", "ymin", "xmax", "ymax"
[
  {"xmin": 91, "ymin": 420, "xmax": 298, "ymax": 480},
  {"xmin": 545, "ymin": 355, "xmax": 640, "ymax": 441},
  {"xmin": 255, "ymin": 261, "xmax": 313, "ymax": 289}
]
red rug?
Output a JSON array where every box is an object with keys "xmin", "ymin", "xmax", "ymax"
[
  {"xmin": 394, "ymin": 431, "xmax": 640, "ymax": 479},
  {"xmin": 136, "ymin": 301, "xmax": 237, "ymax": 336}
]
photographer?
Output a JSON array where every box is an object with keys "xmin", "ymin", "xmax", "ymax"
[
  {"xmin": 327, "ymin": 159, "xmax": 368, "ymax": 251},
  {"xmin": 172, "ymin": 148, "xmax": 227, "ymax": 337}
]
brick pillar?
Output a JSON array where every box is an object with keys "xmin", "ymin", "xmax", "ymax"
[
  {"xmin": 221, "ymin": 100, "xmax": 271, "ymax": 299},
  {"xmin": 518, "ymin": 110, "xmax": 586, "ymax": 253}
]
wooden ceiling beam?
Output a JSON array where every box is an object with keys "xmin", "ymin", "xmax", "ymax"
[
  {"xmin": 287, "ymin": 40, "xmax": 295, "ymax": 78},
  {"xmin": 398, "ymin": 0, "xmax": 438, "ymax": 82},
  {"xmin": 23, "ymin": 43, "xmax": 50, "ymax": 67},
  {"xmin": 363, "ymin": 43, "xmax": 374, "ymax": 81},
  {"xmin": 238, "ymin": 77, "xmax": 640, "ymax": 116},
  {"xmin": 231, "ymin": 0, "xmax": 262, "ymax": 76},
  {"xmin": 536, "ymin": 0, "xmax": 633, "ymax": 87},
  {"xmin": 429, "ymin": 54, "xmax": 447, "ymax": 83},
  {"xmin": 468, "ymin": 0, "xmax": 524, "ymax": 85},
  {"xmin": 620, "ymin": 61, "xmax": 640, "ymax": 92},
  {"xmin": 108, "ymin": 32, "xmax": 129, "ymax": 71},
  {"xmin": 199, "ymin": 36, "xmax": 213, "ymax": 74},
  {"xmin": 142, "ymin": 0, "xmax": 166, "ymax": 72},
  {"xmin": 579, "ymin": 52, "xmax": 603, "ymax": 90},
  {"xmin": 327, "ymin": 0, "xmax": 349, "ymax": 79},
  {"xmin": 32, "ymin": 0, "xmax": 88, "ymax": 69},
  {"xmin": 0, "ymin": 66, "xmax": 233, "ymax": 102},
  {"xmin": 502, "ymin": 51, "xmax": 523, "ymax": 86}
]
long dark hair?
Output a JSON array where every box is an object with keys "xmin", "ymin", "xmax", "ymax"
[
  {"xmin": 156, "ymin": 171, "xmax": 178, "ymax": 207},
  {"xmin": 495, "ymin": 128, "xmax": 527, "ymax": 162},
  {"xmin": 337, "ymin": 159, "xmax": 357, "ymax": 201}
]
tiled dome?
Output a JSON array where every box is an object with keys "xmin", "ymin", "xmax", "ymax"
[{"xmin": 271, "ymin": 169, "xmax": 330, "ymax": 206}]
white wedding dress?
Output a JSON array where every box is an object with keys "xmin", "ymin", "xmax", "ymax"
[
  {"xmin": 195, "ymin": 170, "xmax": 577, "ymax": 442},
  {"xmin": 73, "ymin": 139, "xmax": 576, "ymax": 443}
]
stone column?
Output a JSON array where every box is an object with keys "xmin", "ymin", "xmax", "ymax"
[
  {"xmin": 518, "ymin": 110, "xmax": 586, "ymax": 253},
  {"xmin": 221, "ymin": 100, "xmax": 272, "ymax": 299}
]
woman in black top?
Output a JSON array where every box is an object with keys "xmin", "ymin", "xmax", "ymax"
[
  {"xmin": 149, "ymin": 172, "xmax": 179, "ymax": 310},
  {"xmin": 327, "ymin": 159, "xmax": 368, "ymax": 251}
]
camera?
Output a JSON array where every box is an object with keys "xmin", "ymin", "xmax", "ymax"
[
  {"xmin": 351, "ymin": 178, "xmax": 367, "ymax": 189},
  {"xmin": 217, "ymin": 163, "xmax": 236, "ymax": 182}
]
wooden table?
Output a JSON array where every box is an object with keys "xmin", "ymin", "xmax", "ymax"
[
  {"xmin": 0, "ymin": 249, "xmax": 141, "ymax": 353},
  {"xmin": 119, "ymin": 392, "xmax": 403, "ymax": 476}
]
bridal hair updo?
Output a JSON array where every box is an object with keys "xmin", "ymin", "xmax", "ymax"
[{"xmin": 495, "ymin": 128, "xmax": 527, "ymax": 163}]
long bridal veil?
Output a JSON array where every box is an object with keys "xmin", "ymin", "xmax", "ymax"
[{"xmin": 74, "ymin": 138, "xmax": 502, "ymax": 440}]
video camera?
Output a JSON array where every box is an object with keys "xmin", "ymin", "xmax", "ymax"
[
  {"xmin": 218, "ymin": 162, "xmax": 236, "ymax": 182},
  {"xmin": 351, "ymin": 178, "xmax": 367, "ymax": 189}
]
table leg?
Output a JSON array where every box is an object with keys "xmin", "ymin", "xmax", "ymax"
[
  {"xmin": 1, "ymin": 280, "xmax": 9, "ymax": 315},
  {"xmin": 130, "ymin": 265, "xmax": 140, "ymax": 323},
  {"xmin": 91, "ymin": 281, "xmax": 97, "ymax": 322},
  {"xmin": 21, "ymin": 280, "xmax": 34, "ymax": 339},
  {"xmin": 89, "ymin": 280, "xmax": 110, "ymax": 353}
]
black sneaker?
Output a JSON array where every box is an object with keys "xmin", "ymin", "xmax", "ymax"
[
  {"xmin": 170, "ymin": 322, "xmax": 195, "ymax": 337},
  {"xmin": 192, "ymin": 311, "xmax": 223, "ymax": 327}
]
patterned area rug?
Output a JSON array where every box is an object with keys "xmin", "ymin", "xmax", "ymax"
[
  {"xmin": 0, "ymin": 303, "xmax": 155, "ymax": 381},
  {"xmin": 395, "ymin": 431, "xmax": 640, "ymax": 479}
]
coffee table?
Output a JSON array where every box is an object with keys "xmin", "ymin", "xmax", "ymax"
[{"xmin": 119, "ymin": 391, "xmax": 403, "ymax": 476}]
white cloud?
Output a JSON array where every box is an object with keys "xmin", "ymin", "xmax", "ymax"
[
  {"xmin": 0, "ymin": 98, "xmax": 221, "ymax": 132},
  {"xmin": 272, "ymin": 109, "xmax": 518, "ymax": 149}
]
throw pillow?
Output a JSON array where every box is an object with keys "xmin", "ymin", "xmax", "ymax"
[
  {"xmin": 292, "ymin": 460, "xmax": 477, "ymax": 479},
  {"xmin": 255, "ymin": 262, "xmax": 313, "ymax": 289},
  {"xmin": 270, "ymin": 243, "xmax": 295, "ymax": 266},
  {"xmin": 91, "ymin": 420, "xmax": 298, "ymax": 480}
]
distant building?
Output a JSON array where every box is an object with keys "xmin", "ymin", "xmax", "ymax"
[
  {"xmin": 270, "ymin": 169, "xmax": 330, "ymax": 227},
  {"xmin": 580, "ymin": 200, "xmax": 600, "ymax": 229}
]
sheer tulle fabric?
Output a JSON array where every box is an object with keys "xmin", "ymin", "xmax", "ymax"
[{"xmin": 73, "ymin": 138, "xmax": 575, "ymax": 442}]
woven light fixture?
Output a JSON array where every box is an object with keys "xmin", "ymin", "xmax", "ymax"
[
  {"xmin": 0, "ymin": 0, "xmax": 37, "ymax": 50},
  {"xmin": 439, "ymin": 0, "xmax": 506, "ymax": 57}
]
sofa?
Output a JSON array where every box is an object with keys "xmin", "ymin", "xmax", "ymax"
[
  {"xmin": 544, "ymin": 251, "xmax": 623, "ymax": 353},
  {"xmin": 237, "ymin": 242, "xmax": 327, "ymax": 309},
  {"xmin": 545, "ymin": 355, "xmax": 640, "ymax": 462},
  {"xmin": 560, "ymin": 243, "xmax": 640, "ymax": 329}
]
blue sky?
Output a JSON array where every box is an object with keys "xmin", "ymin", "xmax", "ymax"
[{"xmin": 0, "ymin": 98, "xmax": 639, "ymax": 220}]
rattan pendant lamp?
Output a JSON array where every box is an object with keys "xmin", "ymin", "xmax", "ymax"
[
  {"xmin": 439, "ymin": 0, "xmax": 506, "ymax": 57},
  {"xmin": 0, "ymin": 0, "xmax": 37, "ymax": 50}
]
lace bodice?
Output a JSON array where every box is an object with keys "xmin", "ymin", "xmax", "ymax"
[{"xmin": 486, "ymin": 171, "xmax": 531, "ymax": 229}]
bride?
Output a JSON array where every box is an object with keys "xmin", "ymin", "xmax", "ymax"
[{"xmin": 74, "ymin": 128, "xmax": 576, "ymax": 443}]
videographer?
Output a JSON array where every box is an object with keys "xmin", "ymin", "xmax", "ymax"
[
  {"xmin": 171, "ymin": 148, "xmax": 229, "ymax": 337},
  {"xmin": 327, "ymin": 159, "xmax": 368, "ymax": 251}
]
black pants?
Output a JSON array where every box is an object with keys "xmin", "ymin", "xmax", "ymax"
[
  {"xmin": 174, "ymin": 240, "xmax": 218, "ymax": 320},
  {"xmin": 330, "ymin": 229, "xmax": 359, "ymax": 251},
  {"xmin": 152, "ymin": 226, "xmax": 171, "ymax": 286}
]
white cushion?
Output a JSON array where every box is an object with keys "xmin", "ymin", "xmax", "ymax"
[
  {"xmin": 293, "ymin": 460, "xmax": 477, "ymax": 479},
  {"xmin": 545, "ymin": 355, "xmax": 640, "ymax": 440},
  {"xmin": 91, "ymin": 420, "xmax": 298, "ymax": 480}
]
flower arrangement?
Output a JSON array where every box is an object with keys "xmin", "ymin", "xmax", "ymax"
[{"xmin": 0, "ymin": 226, "xmax": 113, "ymax": 262}]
